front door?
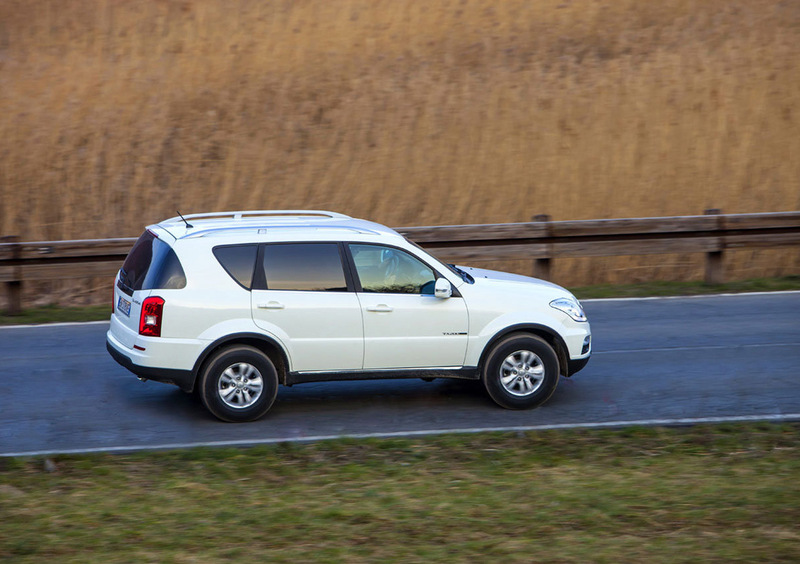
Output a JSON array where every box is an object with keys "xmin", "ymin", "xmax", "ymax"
[{"xmin": 347, "ymin": 244, "xmax": 469, "ymax": 369}]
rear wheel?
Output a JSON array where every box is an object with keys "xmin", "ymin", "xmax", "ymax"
[
  {"xmin": 199, "ymin": 345, "xmax": 278, "ymax": 422},
  {"xmin": 482, "ymin": 334, "xmax": 559, "ymax": 409}
]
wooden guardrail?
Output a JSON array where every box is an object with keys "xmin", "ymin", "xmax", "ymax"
[{"xmin": 1, "ymin": 210, "xmax": 799, "ymax": 315}]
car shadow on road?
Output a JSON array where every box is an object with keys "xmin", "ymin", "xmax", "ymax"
[{"xmin": 272, "ymin": 378, "xmax": 490, "ymax": 411}]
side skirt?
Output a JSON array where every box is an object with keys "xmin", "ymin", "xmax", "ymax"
[{"xmin": 286, "ymin": 367, "xmax": 480, "ymax": 386}]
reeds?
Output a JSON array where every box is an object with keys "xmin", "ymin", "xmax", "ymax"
[{"xmin": 1, "ymin": 0, "xmax": 798, "ymax": 286}]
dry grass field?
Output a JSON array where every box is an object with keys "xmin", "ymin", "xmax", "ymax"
[{"xmin": 1, "ymin": 0, "xmax": 799, "ymax": 293}]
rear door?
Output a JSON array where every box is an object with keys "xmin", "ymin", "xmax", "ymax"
[{"xmin": 251, "ymin": 242, "xmax": 363, "ymax": 372}]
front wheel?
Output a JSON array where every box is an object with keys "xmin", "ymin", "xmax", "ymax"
[
  {"xmin": 482, "ymin": 334, "xmax": 560, "ymax": 410},
  {"xmin": 199, "ymin": 345, "xmax": 279, "ymax": 422}
]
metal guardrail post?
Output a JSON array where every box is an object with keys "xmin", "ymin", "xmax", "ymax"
[
  {"xmin": 704, "ymin": 209, "xmax": 724, "ymax": 284},
  {"xmin": 532, "ymin": 214, "xmax": 552, "ymax": 280},
  {"xmin": 1, "ymin": 236, "xmax": 22, "ymax": 315}
]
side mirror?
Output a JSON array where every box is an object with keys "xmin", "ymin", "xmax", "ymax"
[{"xmin": 434, "ymin": 278, "xmax": 452, "ymax": 299}]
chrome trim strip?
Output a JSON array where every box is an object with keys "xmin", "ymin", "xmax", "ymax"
[{"xmin": 295, "ymin": 366, "xmax": 463, "ymax": 375}]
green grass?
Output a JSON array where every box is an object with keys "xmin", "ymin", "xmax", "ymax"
[
  {"xmin": 567, "ymin": 275, "xmax": 800, "ymax": 300},
  {"xmin": 0, "ymin": 304, "xmax": 110, "ymax": 325},
  {"xmin": 2, "ymin": 276, "xmax": 799, "ymax": 325},
  {"xmin": 1, "ymin": 424, "xmax": 798, "ymax": 562}
]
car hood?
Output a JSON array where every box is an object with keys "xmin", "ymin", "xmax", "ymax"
[{"xmin": 456, "ymin": 265, "xmax": 569, "ymax": 293}]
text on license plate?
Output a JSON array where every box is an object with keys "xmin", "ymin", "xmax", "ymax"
[{"xmin": 117, "ymin": 296, "xmax": 131, "ymax": 317}]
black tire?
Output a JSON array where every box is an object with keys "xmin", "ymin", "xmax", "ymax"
[
  {"xmin": 199, "ymin": 345, "xmax": 279, "ymax": 422},
  {"xmin": 481, "ymin": 334, "xmax": 559, "ymax": 410}
]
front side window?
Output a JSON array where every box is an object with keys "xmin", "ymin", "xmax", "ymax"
[
  {"xmin": 349, "ymin": 244, "xmax": 436, "ymax": 294},
  {"xmin": 262, "ymin": 243, "xmax": 347, "ymax": 291}
]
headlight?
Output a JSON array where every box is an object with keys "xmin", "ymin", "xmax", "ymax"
[{"xmin": 549, "ymin": 297, "xmax": 587, "ymax": 322}]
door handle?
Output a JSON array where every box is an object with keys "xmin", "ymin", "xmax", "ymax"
[
  {"xmin": 366, "ymin": 304, "xmax": 393, "ymax": 313},
  {"xmin": 257, "ymin": 301, "xmax": 285, "ymax": 310}
]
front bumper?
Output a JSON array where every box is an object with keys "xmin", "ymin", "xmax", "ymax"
[{"xmin": 566, "ymin": 355, "xmax": 590, "ymax": 376}]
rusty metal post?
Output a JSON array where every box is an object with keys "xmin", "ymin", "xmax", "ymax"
[
  {"xmin": 704, "ymin": 209, "xmax": 724, "ymax": 284},
  {"xmin": 532, "ymin": 214, "xmax": 552, "ymax": 280}
]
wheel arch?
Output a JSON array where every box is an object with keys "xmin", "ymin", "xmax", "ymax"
[
  {"xmin": 479, "ymin": 324, "xmax": 570, "ymax": 377},
  {"xmin": 191, "ymin": 332, "xmax": 291, "ymax": 389}
]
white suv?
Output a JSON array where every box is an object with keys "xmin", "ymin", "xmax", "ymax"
[{"xmin": 107, "ymin": 211, "xmax": 591, "ymax": 422}]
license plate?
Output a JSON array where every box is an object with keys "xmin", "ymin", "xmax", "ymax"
[{"xmin": 117, "ymin": 296, "xmax": 131, "ymax": 317}]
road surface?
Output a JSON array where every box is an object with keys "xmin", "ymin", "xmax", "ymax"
[{"xmin": 1, "ymin": 292, "xmax": 798, "ymax": 456}]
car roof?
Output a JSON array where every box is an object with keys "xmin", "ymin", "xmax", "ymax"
[{"xmin": 152, "ymin": 210, "xmax": 404, "ymax": 244}]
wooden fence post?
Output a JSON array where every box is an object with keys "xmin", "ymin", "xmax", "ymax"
[
  {"xmin": 532, "ymin": 214, "xmax": 552, "ymax": 280},
  {"xmin": 1, "ymin": 236, "xmax": 22, "ymax": 315},
  {"xmin": 704, "ymin": 209, "xmax": 724, "ymax": 284}
]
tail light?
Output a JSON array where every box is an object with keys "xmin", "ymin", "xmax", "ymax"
[{"xmin": 139, "ymin": 296, "xmax": 165, "ymax": 337}]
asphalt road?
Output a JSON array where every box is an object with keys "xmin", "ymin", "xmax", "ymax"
[{"xmin": 1, "ymin": 293, "xmax": 799, "ymax": 457}]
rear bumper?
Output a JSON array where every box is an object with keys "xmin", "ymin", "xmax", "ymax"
[{"xmin": 106, "ymin": 339, "xmax": 195, "ymax": 392}]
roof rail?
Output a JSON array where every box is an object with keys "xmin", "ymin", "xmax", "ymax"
[
  {"xmin": 181, "ymin": 224, "xmax": 383, "ymax": 239},
  {"xmin": 163, "ymin": 210, "xmax": 351, "ymax": 223}
]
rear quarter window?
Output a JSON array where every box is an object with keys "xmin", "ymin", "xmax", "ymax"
[{"xmin": 214, "ymin": 245, "xmax": 258, "ymax": 289}]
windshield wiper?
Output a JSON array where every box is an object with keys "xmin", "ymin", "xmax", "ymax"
[{"xmin": 448, "ymin": 264, "xmax": 474, "ymax": 283}]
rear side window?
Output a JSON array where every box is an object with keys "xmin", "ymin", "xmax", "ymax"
[
  {"xmin": 214, "ymin": 245, "xmax": 258, "ymax": 289},
  {"xmin": 262, "ymin": 243, "xmax": 347, "ymax": 292},
  {"xmin": 119, "ymin": 231, "xmax": 186, "ymax": 294}
]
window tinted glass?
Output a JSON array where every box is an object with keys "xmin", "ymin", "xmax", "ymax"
[
  {"xmin": 137, "ymin": 237, "xmax": 186, "ymax": 291},
  {"xmin": 263, "ymin": 243, "xmax": 347, "ymax": 291},
  {"xmin": 119, "ymin": 231, "xmax": 155, "ymax": 293},
  {"xmin": 349, "ymin": 244, "xmax": 436, "ymax": 294},
  {"xmin": 214, "ymin": 245, "xmax": 257, "ymax": 289},
  {"xmin": 143, "ymin": 245, "xmax": 187, "ymax": 290},
  {"xmin": 120, "ymin": 231, "xmax": 187, "ymax": 292}
]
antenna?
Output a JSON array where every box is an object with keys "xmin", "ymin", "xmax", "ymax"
[{"xmin": 177, "ymin": 210, "xmax": 193, "ymax": 229}]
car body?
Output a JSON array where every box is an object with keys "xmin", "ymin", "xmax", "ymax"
[{"xmin": 107, "ymin": 210, "xmax": 591, "ymax": 421}]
